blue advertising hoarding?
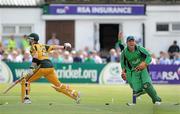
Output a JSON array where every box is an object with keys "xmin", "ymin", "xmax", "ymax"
[
  {"xmin": 149, "ymin": 65, "xmax": 180, "ymax": 84},
  {"xmin": 48, "ymin": 4, "xmax": 145, "ymax": 15}
]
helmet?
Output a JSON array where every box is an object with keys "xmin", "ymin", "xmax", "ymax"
[{"xmin": 28, "ymin": 33, "xmax": 39, "ymax": 41}]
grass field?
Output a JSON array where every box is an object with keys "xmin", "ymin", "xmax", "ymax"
[{"xmin": 0, "ymin": 83, "xmax": 180, "ymax": 114}]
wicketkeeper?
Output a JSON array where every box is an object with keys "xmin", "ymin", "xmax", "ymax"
[
  {"xmin": 21, "ymin": 33, "xmax": 80, "ymax": 104},
  {"xmin": 120, "ymin": 36, "xmax": 161, "ymax": 105}
]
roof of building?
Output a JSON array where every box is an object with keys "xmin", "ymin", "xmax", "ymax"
[
  {"xmin": 43, "ymin": 0, "xmax": 180, "ymax": 5},
  {"xmin": 0, "ymin": 0, "xmax": 44, "ymax": 7}
]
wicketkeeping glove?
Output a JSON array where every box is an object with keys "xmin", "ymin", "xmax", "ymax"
[
  {"xmin": 135, "ymin": 61, "xmax": 147, "ymax": 71},
  {"xmin": 121, "ymin": 70, "xmax": 126, "ymax": 80}
]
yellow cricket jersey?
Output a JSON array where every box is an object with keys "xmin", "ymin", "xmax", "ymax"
[{"xmin": 30, "ymin": 43, "xmax": 56, "ymax": 68}]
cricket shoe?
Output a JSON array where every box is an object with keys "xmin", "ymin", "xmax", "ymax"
[
  {"xmin": 24, "ymin": 97, "xmax": 31, "ymax": 104},
  {"xmin": 154, "ymin": 101, "xmax": 161, "ymax": 105},
  {"xmin": 75, "ymin": 91, "xmax": 81, "ymax": 104},
  {"xmin": 126, "ymin": 103, "xmax": 136, "ymax": 106}
]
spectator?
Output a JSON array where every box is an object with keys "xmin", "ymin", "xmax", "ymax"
[
  {"xmin": 158, "ymin": 51, "xmax": 171, "ymax": 65},
  {"xmin": 1, "ymin": 51, "xmax": 10, "ymax": 62},
  {"xmin": 107, "ymin": 48, "xmax": 118, "ymax": 62},
  {"xmin": 63, "ymin": 51, "xmax": 73, "ymax": 63},
  {"xmin": 7, "ymin": 35, "xmax": 16, "ymax": 51},
  {"xmin": 173, "ymin": 53, "xmax": 180, "ymax": 65},
  {"xmin": 84, "ymin": 46, "xmax": 90, "ymax": 54},
  {"xmin": 92, "ymin": 50, "xmax": 103, "ymax": 64},
  {"xmin": 71, "ymin": 50, "xmax": 83, "ymax": 63},
  {"xmin": 81, "ymin": 50, "xmax": 88, "ymax": 62},
  {"xmin": 50, "ymin": 50, "xmax": 63, "ymax": 63},
  {"xmin": 47, "ymin": 33, "xmax": 60, "ymax": 45},
  {"xmin": 21, "ymin": 35, "xmax": 30, "ymax": 51},
  {"xmin": 168, "ymin": 40, "xmax": 180, "ymax": 59},
  {"xmin": 150, "ymin": 53, "xmax": 158, "ymax": 65},
  {"xmin": 0, "ymin": 41, "xmax": 5, "ymax": 55},
  {"xmin": 8, "ymin": 50, "xmax": 22, "ymax": 62},
  {"xmin": 22, "ymin": 50, "xmax": 32, "ymax": 62},
  {"xmin": 84, "ymin": 52, "xmax": 95, "ymax": 63}
]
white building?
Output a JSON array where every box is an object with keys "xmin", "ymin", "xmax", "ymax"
[
  {"xmin": 0, "ymin": 0, "xmax": 45, "ymax": 47},
  {"xmin": 0, "ymin": 1, "xmax": 180, "ymax": 56}
]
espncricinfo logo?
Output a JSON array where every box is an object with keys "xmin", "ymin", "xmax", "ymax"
[{"xmin": 56, "ymin": 65, "xmax": 98, "ymax": 82}]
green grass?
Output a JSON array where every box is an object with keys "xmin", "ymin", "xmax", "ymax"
[{"xmin": 0, "ymin": 84, "xmax": 180, "ymax": 114}]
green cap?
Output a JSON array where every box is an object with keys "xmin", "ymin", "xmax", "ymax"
[{"xmin": 126, "ymin": 36, "xmax": 135, "ymax": 42}]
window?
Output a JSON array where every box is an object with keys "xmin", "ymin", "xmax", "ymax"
[
  {"xmin": 1, "ymin": 24, "xmax": 33, "ymax": 48},
  {"xmin": 2, "ymin": 26, "xmax": 16, "ymax": 34},
  {"xmin": 19, "ymin": 26, "xmax": 32, "ymax": 34},
  {"xmin": 172, "ymin": 23, "xmax": 180, "ymax": 31},
  {"xmin": 2, "ymin": 24, "xmax": 33, "ymax": 35},
  {"xmin": 156, "ymin": 24, "xmax": 169, "ymax": 32},
  {"xmin": 156, "ymin": 22, "xmax": 180, "ymax": 33}
]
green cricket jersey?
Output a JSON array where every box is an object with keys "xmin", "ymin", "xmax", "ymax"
[{"xmin": 120, "ymin": 45, "xmax": 152, "ymax": 71}]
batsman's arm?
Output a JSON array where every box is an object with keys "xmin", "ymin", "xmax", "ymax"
[{"xmin": 45, "ymin": 43, "xmax": 71, "ymax": 52}]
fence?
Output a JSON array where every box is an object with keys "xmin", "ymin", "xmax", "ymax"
[{"xmin": 0, "ymin": 61, "xmax": 179, "ymax": 84}]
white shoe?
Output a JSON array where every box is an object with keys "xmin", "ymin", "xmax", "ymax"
[
  {"xmin": 126, "ymin": 103, "xmax": 136, "ymax": 106},
  {"xmin": 75, "ymin": 92, "xmax": 81, "ymax": 104},
  {"xmin": 24, "ymin": 98, "xmax": 31, "ymax": 104},
  {"xmin": 155, "ymin": 101, "xmax": 161, "ymax": 105}
]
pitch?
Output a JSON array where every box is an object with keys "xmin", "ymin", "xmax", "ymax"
[{"xmin": 0, "ymin": 84, "xmax": 179, "ymax": 114}]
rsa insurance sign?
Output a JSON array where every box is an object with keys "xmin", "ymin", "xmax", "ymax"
[{"xmin": 48, "ymin": 4, "xmax": 145, "ymax": 15}]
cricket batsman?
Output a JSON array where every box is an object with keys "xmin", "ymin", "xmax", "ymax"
[
  {"xmin": 21, "ymin": 33, "xmax": 80, "ymax": 104},
  {"xmin": 120, "ymin": 36, "xmax": 161, "ymax": 105}
]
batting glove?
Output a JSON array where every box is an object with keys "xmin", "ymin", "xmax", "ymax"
[
  {"xmin": 64, "ymin": 43, "xmax": 71, "ymax": 49},
  {"xmin": 28, "ymin": 69, "xmax": 34, "ymax": 76}
]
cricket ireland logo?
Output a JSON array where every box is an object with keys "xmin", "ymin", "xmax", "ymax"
[
  {"xmin": 0, "ymin": 61, "xmax": 13, "ymax": 83},
  {"xmin": 99, "ymin": 63, "xmax": 126, "ymax": 84}
]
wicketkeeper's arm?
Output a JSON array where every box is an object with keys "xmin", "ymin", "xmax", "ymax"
[
  {"xmin": 135, "ymin": 46, "xmax": 151, "ymax": 71},
  {"xmin": 138, "ymin": 46, "xmax": 152, "ymax": 65},
  {"xmin": 121, "ymin": 69, "xmax": 126, "ymax": 80},
  {"xmin": 120, "ymin": 51, "xmax": 125, "ymax": 70},
  {"xmin": 120, "ymin": 51, "xmax": 126, "ymax": 80}
]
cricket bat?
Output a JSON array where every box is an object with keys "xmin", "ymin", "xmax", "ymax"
[{"xmin": 2, "ymin": 66, "xmax": 40, "ymax": 94}]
